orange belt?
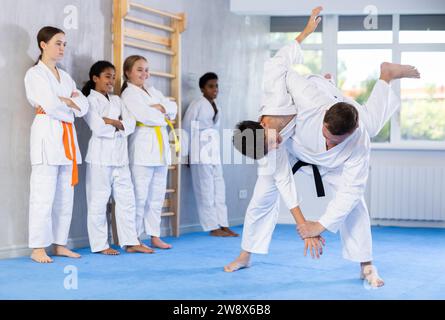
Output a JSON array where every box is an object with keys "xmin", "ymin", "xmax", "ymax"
[{"xmin": 36, "ymin": 108, "xmax": 78, "ymax": 186}]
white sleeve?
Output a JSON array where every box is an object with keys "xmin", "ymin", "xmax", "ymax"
[
  {"xmin": 154, "ymin": 87, "xmax": 178, "ymax": 120},
  {"xmin": 258, "ymin": 145, "xmax": 299, "ymax": 210},
  {"xmin": 119, "ymin": 99, "xmax": 136, "ymax": 137},
  {"xmin": 318, "ymin": 146, "xmax": 370, "ymax": 233},
  {"xmin": 121, "ymin": 88, "xmax": 164, "ymax": 126},
  {"xmin": 84, "ymin": 98, "xmax": 116, "ymax": 139},
  {"xmin": 69, "ymin": 78, "xmax": 89, "ymax": 118},
  {"xmin": 342, "ymin": 80, "xmax": 400, "ymax": 138},
  {"xmin": 24, "ymin": 70, "xmax": 74, "ymax": 123},
  {"xmin": 259, "ymin": 41, "xmax": 303, "ymax": 117}
]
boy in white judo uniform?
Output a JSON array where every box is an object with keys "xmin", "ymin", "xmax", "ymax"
[
  {"xmin": 183, "ymin": 72, "xmax": 238, "ymax": 237},
  {"xmin": 225, "ymin": 7, "xmax": 420, "ymax": 287}
]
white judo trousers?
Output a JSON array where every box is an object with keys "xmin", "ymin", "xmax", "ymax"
[
  {"xmin": 131, "ymin": 165, "xmax": 168, "ymax": 238},
  {"xmin": 121, "ymin": 83, "xmax": 178, "ymax": 239},
  {"xmin": 86, "ymin": 165, "xmax": 140, "ymax": 252},
  {"xmin": 29, "ymin": 165, "xmax": 74, "ymax": 248},
  {"xmin": 190, "ymin": 164, "xmax": 229, "ymax": 231},
  {"xmin": 242, "ymin": 41, "xmax": 400, "ymax": 262}
]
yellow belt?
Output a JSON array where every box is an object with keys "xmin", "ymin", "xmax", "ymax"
[{"xmin": 136, "ymin": 119, "xmax": 180, "ymax": 161}]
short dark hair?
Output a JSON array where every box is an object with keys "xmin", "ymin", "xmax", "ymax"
[
  {"xmin": 233, "ymin": 121, "xmax": 267, "ymax": 159},
  {"xmin": 323, "ymin": 102, "xmax": 359, "ymax": 136},
  {"xmin": 199, "ymin": 72, "xmax": 218, "ymax": 89}
]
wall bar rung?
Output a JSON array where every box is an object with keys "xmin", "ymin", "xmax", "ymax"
[
  {"xmin": 130, "ymin": 2, "xmax": 184, "ymax": 20},
  {"xmin": 125, "ymin": 16, "xmax": 175, "ymax": 32},
  {"xmin": 125, "ymin": 27, "xmax": 171, "ymax": 46},
  {"xmin": 124, "ymin": 40, "xmax": 175, "ymax": 56}
]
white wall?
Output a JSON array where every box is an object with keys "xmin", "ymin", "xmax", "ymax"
[{"xmin": 230, "ymin": 0, "xmax": 445, "ymax": 15}]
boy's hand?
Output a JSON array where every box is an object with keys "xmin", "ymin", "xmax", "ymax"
[
  {"xmin": 304, "ymin": 235, "xmax": 325, "ymax": 259},
  {"xmin": 296, "ymin": 6, "xmax": 323, "ymax": 43},
  {"xmin": 305, "ymin": 6, "xmax": 323, "ymax": 34}
]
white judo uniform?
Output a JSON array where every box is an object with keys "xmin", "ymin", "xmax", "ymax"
[
  {"xmin": 24, "ymin": 61, "xmax": 89, "ymax": 248},
  {"xmin": 84, "ymin": 89, "xmax": 140, "ymax": 252},
  {"xmin": 183, "ymin": 96, "xmax": 229, "ymax": 231},
  {"xmin": 242, "ymin": 42, "xmax": 401, "ymax": 262},
  {"xmin": 121, "ymin": 83, "xmax": 177, "ymax": 238}
]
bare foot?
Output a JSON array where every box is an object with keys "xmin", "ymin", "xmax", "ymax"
[
  {"xmin": 100, "ymin": 248, "xmax": 120, "ymax": 255},
  {"xmin": 126, "ymin": 244, "xmax": 154, "ymax": 254},
  {"xmin": 210, "ymin": 229, "xmax": 231, "ymax": 237},
  {"xmin": 151, "ymin": 237, "xmax": 172, "ymax": 249},
  {"xmin": 380, "ymin": 62, "xmax": 420, "ymax": 82},
  {"xmin": 224, "ymin": 251, "xmax": 251, "ymax": 272},
  {"xmin": 361, "ymin": 264, "xmax": 385, "ymax": 287},
  {"xmin": 53, "ymin": 245, "xmax": 81, "ymax": 259},
  {"xmin": 30, "ymin": 248, "xmax": 53, "ymax": 263},
  {"xmin": 220, "ymin": 227, "xmax": 239, "ymax": 237}
]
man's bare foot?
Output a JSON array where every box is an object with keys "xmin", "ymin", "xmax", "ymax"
[
  {"xmin": 361, "ymin": 263, "xmax": 385, "ymax": 287},
  {"xmin": 210, "ymin": 228, "xmax": 231, "ymax": 237},
  {"xmin": 30, "ymin": 248, "xmax": 53, "ymax": 263},
  {"xmin": 224, "ymin": 251, "xmax": 251, "ymax": 272},
  {"xmin": 100, "ymin": 248, "xmax": 120, "ymax": 255},
  {"xmin": 380, "ymin": 62, "xmax": 420, "ymax": 82},
  {"xmin": 126, "ymin": 244, "xmax": 154, "ymax": 254},
  {"xmin": 151, "ymin": 237, "xmax": 172, "ymax": 249},
  {"xmin": 220, "ymin": 227, "xmax": 239, "ymax": 237},
  {"xmin": 53, "ymin": 245, "xmax": 81, "ymax": 259}
]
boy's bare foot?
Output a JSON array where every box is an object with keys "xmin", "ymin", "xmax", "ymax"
[
  {"xmin": 30, "ymin": 248, "xmax": 53, "ymax": 263},
  {"xmin": 126, "ymin": 244, "xmax": 154, "ymax": 254},
  {"xmin": 361, "ymin": 263, "xmax": 385, "ymax": 287},
  {"xmin": 220, "ymin": 227, "xmax": 239, "ymax": 237},
  {"xmin": 210, "ymin": 228, "xmax": 231, "ymax": 237},
  {"xmin": 224, "ymin": 251, "xmax": 251, "ymax": 272},
  {"xmin": 151, "ymin": 237, "xmax": 172, "ymax": 249},
  {"xmin": 380, "ymin": 62, "xmax": 420, "ymax": 82},
  {"xmin": 53, "ymin": 245, "xmax": 81, "ymax": 259},
  {"xmin": 100, "ymin": 248, "xmax": 120, "ymax": 255}
]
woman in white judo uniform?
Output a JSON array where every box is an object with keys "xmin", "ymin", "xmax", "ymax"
[
  {"xmin": 24, "ymin": 26, "xmax": 89, "ymax": 263},
  {"xmin": 226, "ymin": 7, "xmax": 420, "ymax": 288},
  {"xmin": 183, "ymin": 72, "xmax": 238, "ymax": 237},
  {"xmin": 82, "ymin": 61, "xmax": 155, "ymax": 255},
  {"xmin": 121, "ymin": 55, "xmax": 178, "ymax": 251}
]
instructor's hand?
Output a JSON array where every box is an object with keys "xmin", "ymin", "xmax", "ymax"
[{"xmin": 298, "ymin": 221, "xmax": 325, "ymax": 239}]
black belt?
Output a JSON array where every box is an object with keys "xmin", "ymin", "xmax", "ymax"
[{"xmin": 292, "ymin": 160, "xmax": 325, "ymax": 197}]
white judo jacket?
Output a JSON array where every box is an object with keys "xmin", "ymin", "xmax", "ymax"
[
  {"xmin": 121, "ymin": 82, "xmax": 177, "ymax": 166},
  {"xmin": 24, "ymin": 61, "xmax": 89, "ymax": 165},
  {"xmin": 84, "ymin": 90, "xmax": 135, "ymax": 166},
  {"xmin": 182, "ymin": 96, "xmax": 221, "ymax": 165}
]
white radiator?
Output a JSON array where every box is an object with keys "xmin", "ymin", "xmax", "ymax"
[{"xmin": 369, "ymin": 166, "xmax": 445, "ymax": 221}]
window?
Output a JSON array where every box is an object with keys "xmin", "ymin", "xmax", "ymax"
[
  {"xmin": 338, "ymin": 15, "xmax": 393, "ymax": 44},
  {"xmin": 269, "ymin": 14, "xmax": 445, "ymax": 148},
  {"xmin": 337, "ymin": 49, "xmax": 392, "ymax": 142},
  {"xmin": 400, "ymin": 52, "xmax": 445, "ymax": 141}
]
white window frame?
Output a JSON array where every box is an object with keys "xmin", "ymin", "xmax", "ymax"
[{"xmin": 270, "ymin": 14, "xmax": 445, "ymax": 150}]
